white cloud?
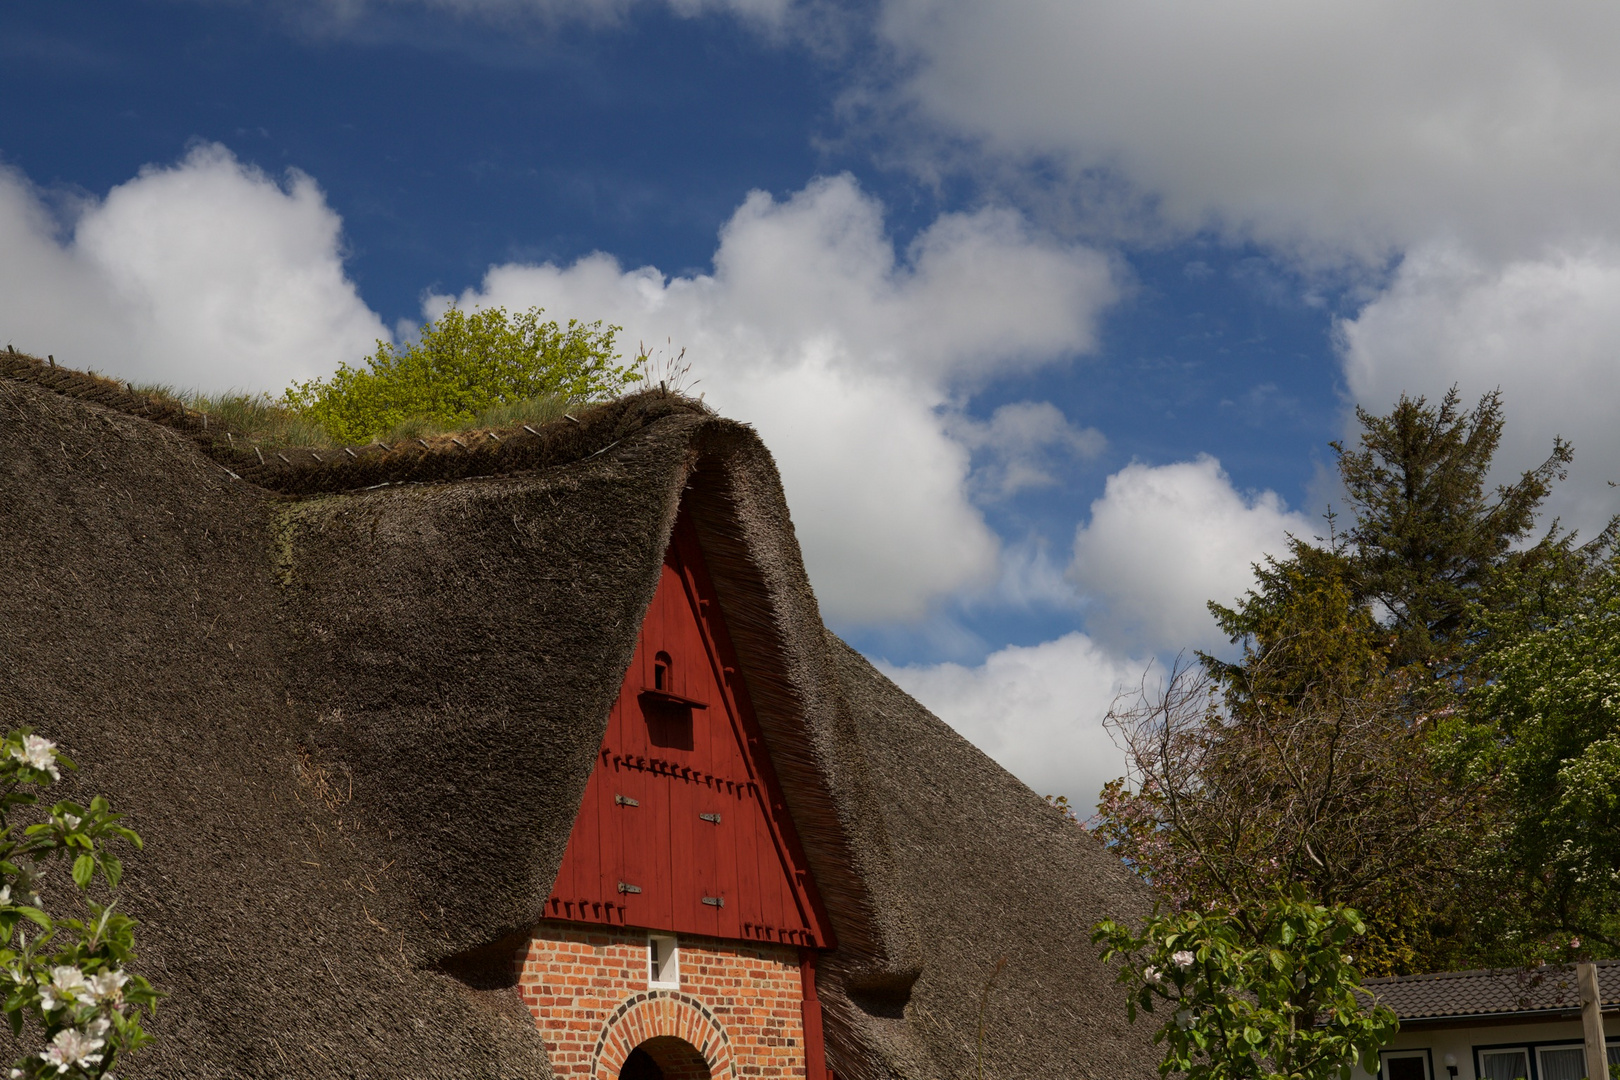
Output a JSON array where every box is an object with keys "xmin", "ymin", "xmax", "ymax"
[
  {"xmin": 1338, "ymin": 243, "xmax": 1620, "ymax": 542},
  {"xmin": 878, "ymin": 632, "xmax": 1144, "ymax": 811},
  {"xmin": 1069, "ymin": 456, "xmax": 1309, "ymax": 653},
  {"xmin": 873, "ymin": 0, "xmax": 1620, "ymax": 259},
  {"xmin": 949, "ymin": 400, "xmax": 1106, "ymax": 499},
  {"xmin": 440, "ymin": 174, "xmax": 1118, "ymax": 623},
  {"xmin": 0, "ymin": 144, "xmax": 384, "ymax": 394}
]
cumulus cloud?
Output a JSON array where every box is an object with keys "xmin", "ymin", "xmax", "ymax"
[
  {"xmin": 878, "ymin": 632, "xmax": 1144, "ymax": 811},
  {"xmin": 949, "ymin": 400, "xmax": 1106, "ymax": 500},
  {"xmin": 1069, "ymin": 455, "xmax": 1310, "ymax": 653},
  {"xmin": 1338, "ymin": 244, "xmax": 1620, "ymax": 541},
  {"xmin": 439, "ymin": 174, "xmax": 1118, "ymax": 623},
  {"xmin": 0, "ymin": 144, "xmax": 384, "ymax": 393},
  {"xmin": 874, "ymin": 0, "xmax": 1620, "ymax": 258}
]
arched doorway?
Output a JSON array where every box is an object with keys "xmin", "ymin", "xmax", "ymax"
[
  {"xmin": 618, "ymin": 1037, "xmax": 711, "ymax": 1080},
  {"xmin": 588, "ymin": 988, "xmax": 736, "ymax": 1080}
]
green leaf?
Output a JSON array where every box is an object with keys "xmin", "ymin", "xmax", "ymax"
[{"xmin": 72, "ymin": 853, "xmax": 95, "ymax": 888}]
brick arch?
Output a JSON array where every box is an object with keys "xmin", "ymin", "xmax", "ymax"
[{"xmin": 590, "ymin": 990, "xmax": 737, "ymax": 1080}]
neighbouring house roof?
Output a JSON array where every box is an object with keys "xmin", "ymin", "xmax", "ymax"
[
  {"xmin": 1365, "ymin": 962, "xmax": 1620, "ymax": 1025},
  {"xmin": 0, "ymin": 352, "xmax": 1159, "ymax": 1080}
]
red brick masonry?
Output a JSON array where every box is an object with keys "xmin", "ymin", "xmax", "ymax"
[{"xmin": 519, "ymin": 921, "xmax": 810, "ymax": 1080}]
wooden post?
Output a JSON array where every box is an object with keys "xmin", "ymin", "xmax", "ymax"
[
  {"xmin": 1578, "ymin": 961, "xmax": 1608, "ymax": 1080},
  {"xmin": 800, "ymin": 950, "xmax": 832, "ymax": 1080}
]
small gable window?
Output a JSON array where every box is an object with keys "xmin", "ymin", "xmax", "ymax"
[
  {"xmin": 648, "ymin": 933, "xmax": 679, "ymax": 988},
  {"xmin": 653, "ymin": 652, "xmax": 672, "ymax": 691}
]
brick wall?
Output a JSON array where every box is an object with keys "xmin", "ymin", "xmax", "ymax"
[{"xmin": 517, "ymin": 921, "xmax": 810, "ymax": 1080}]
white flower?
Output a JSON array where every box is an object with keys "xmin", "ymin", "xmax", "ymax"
[
  {"xmin": 1143, "ymin": 965, "xmax": 1163, "ymax": 986},
  {"xmin": 39, "ymin": 966, "xmax": 89, "ymax": 1012},
  {"xmin": 85, "ymin": 1017, "xmax": 111, "ymax": 1040},
  {"xmin": 11, "ymin": 735, "xmax": 59, "ymax": 781},
  {"xmin": 0, "ymin": 886, "xmax": 12, "ymax": 905},
  {"xmin": 61, "ymin": 814, "xmax": 81, "ymax": 831},
  {"xmin": 1342, "ymin": 954, "xmax": 1355, "ymax": 965},
  {"xmin": 39, "ymin": 1026, "xmax": 104, "ymax": 1071},
  {"xmin": 87, "ymin": 970, "xmax": 129, "ymax": 1003},
  {"xmin": 1171, "ymin": 950, "xmax": 1196, "ymax": 969}
]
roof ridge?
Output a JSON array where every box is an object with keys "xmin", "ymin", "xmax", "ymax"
[
  {"xmin": 0, "ymin": 349, "xmax": 713, "ymax": 496},
  {"xmin": 1363, "ymin": 958, "xmax": 1620, "ymax": 987}
]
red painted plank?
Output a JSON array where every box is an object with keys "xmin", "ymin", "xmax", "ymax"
[{"xmin": 545, "ymin": 508, "xmax": 834, "ymax": 947}]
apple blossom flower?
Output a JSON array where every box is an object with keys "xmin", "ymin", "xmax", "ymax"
[
  {"xmin": 39, "ymin": 966, "xmax": 89, "ymax": 1012},
  {"xmin": 11, "ymin": 736, "xmax": 59, "ymax": 781},
  {"xmin": 61, "ymin": 814, "xmax": 80, "ymax": 831},
  {"xmin": 1171, "ymin": 950, "xmax": 1195, "ymax": 969},
  {"xmin": 40, "ymin": 1025, "xmax": 105, "ymax": 1072},
  {"xmin": 88, "ymin": 969, "xmax": 129, "ymax": 1003},
  {"xmin": 1142, "ymin": 965, "xmax": 1163, "ymax": 986}
]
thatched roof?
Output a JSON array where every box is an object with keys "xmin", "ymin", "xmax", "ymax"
[{"xmin": 0, "ymin": 353, "xmax": 1157, "ymax": 1079}]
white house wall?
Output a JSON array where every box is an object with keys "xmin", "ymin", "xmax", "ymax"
[{"xmin": 1354, "ymin": 1016, "xmax": 1620, "ymax": 1080}]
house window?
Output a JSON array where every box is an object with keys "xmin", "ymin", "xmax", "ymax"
[
  {"xmin": 648, "ymin": 933, "xmax": 679, "ymax": 988},
  {"xmin": 1479, "ymin": 1049, "xmax": 1530, "ymax": 1080},
  {"xmin": 1383, "ymin": 1051, "xmax": 1431, "ymax": 1080},
  {"xmin": 1536, "ymin": 1046, "xmax": 1586, "ymax": 1080},
  {"xmin": 654, "ymin": 652, "xmax": 672, "ymax": 692}
]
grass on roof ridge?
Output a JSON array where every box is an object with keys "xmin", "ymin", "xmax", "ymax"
[{"xmin": 127, "ymin": 384, "xmax": 578, "ymax": 450}]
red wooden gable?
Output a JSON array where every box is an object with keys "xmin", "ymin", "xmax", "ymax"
[{"xmin": 545, "ymin": 513, "xmax": 835, "ymax": 949}]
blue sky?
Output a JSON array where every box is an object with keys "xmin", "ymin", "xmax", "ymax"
[{"xmin": 8, "ymin": 0, "xmax": 1620, "ymax": 806}]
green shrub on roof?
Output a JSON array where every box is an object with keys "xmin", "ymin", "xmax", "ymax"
[{"xmin": 283, "ymin": 305, "xmax": 640, "ymax": 444}]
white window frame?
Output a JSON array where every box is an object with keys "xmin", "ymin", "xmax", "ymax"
[
  {"xmin": 1478, "ymin": 1048, "xmax": 1531, "ymax": 1080},
  {"xmin": 1382, "ymin": 1050, "xmax": 1433, "ymax": 1080},
  {"xmin": 648, "ymin": 933, "xmax": 679, "ymax": 989},
  {"xmin": 1534, "ymin": 1044, "xmax": 1587, "ymax": 1080}
]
